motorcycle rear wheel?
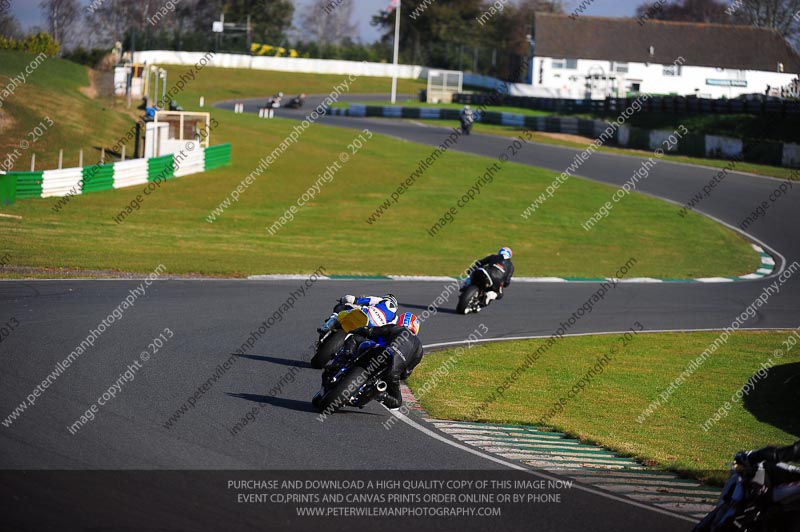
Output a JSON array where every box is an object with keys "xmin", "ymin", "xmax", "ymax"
[
  {"xmin": 317, "ymin": 367, "xmax": 368, "ymax": 413},
  {"xmin": 457, "ymin": 285, "xmax": 481, "ymax": 314}
]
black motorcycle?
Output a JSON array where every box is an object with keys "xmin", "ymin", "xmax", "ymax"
[
  {"xmin": 457, "ymin": 266, "xmax": 500, "ymax": 314},
  {"xmin": 311, "ymin": 341, "xmax": 393, "ymax": 413},
  {"xmin": 286, "ymin": 93, "xmax": 305, "ymax": 109},
  {"xmin": 694, "ymin": 453, "xmax": 800, "ymax": 531}
]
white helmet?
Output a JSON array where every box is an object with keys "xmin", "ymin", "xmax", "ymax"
[{"xmin": 383, "ymin": 293, "xmax": 398, "ymax": 312}]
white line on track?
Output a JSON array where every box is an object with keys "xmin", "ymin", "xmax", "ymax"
[{"xmin": 423, "ymin": 327, "xmax": 796, "ymax": 350}]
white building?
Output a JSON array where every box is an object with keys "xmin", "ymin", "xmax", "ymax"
[{"xmin": 528, "ymin": 13, "xmax": 800, "ymax": 99}]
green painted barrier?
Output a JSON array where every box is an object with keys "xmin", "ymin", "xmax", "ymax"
[
  {"xmin": 205, "ymin": 143, "xmax": 232, "ymax": 170},
  {"xmin": 82, "ymin": 163, "xmax": 115, "ymax": 193},
  {"xmin": 0, "ymin": 173, "xmax": 17, "ymax": 205},
  {"xmin": 148, "ymin": 155, "xmax": 175, "ymax": 181},
  {"xmin": 13, "ymin": 171, "xmax": 44, "ymax": 199}
]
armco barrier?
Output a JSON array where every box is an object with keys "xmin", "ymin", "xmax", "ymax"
[
  {"xmin": 328, "ymin": 104, "xmax": 800, "ymax": 169},
  {"xmin": 148, "ymin": 154, "xmax": 175, "ymax": 181},
  {"xmin": 112, "ymin": 159, "xmax": 149, "ymax": 189},
  {"xmin": 205, "ymin": 144, "xmax": 232, "ymax": 170},
  {"xmin": 0, "ymin": 143, "xmax": 231, "ymax": 205},
  {"xmin": 14, "ymin": 172, "xmax": 44, "ymax": 199},
  {"xmin": 84, "ymin": 163, "xmax": 115, "ymax": 193},
  {"xmin": 41, "ymin": 168, "xmax": 83, "ymax": 198}
]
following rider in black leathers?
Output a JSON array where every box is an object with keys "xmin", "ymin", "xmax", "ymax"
[
  {"xmin": 326, "ymin": 313, "xmax": 422, "ymax": 410},
  {"xmin": 743, "ymin": 440, "xmax": 800, "ymax": 464},
  {"xmin": 740, "ymin": 440, "xmax": 800, "ymax": 486},
  {"xmin": 467, "ymin": 246, "xmax": 514, "ymax": 306}
]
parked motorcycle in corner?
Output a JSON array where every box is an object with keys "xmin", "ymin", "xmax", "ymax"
[{"xmin": 694, "ymin": 452, "xmax": 800, "ymax": 531}]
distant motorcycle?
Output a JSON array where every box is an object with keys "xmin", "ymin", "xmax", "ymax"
[
  {"xmin": 266, "ymin": 92, "xmax": 283, "ymax": 109},
  {"xmin": 459, "ymin": 110, "xmax": 474, "ymax": 135},
  {"xmin": 311, "ymin": 306, "xmax": 391, "ymax": 369},
  {"xmin": 457, "ymin": 266, "xmax": 502, "ymax": 314},
  {"xmin": 311, "ymin": 339, "xmax": 394, "ymax": 413},
  {"xmin": 694, "ymin": 452, "xmax": 800, "ymax": 531},
  {"xmin": 286, "ymin": 93, "xmax": 306, "ymax": 109}
]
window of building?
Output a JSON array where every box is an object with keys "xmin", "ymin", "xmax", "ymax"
[
  {"xmin": 552, "ymin": 58, "xmax": 577, "ymax": 70},
  {"xmin": 663, "ymin": 64, "xmax": 682, "ymax": 76},
  {"xmin": 613, "ymin": 62, "xmax": 629, "ymax": 73}
]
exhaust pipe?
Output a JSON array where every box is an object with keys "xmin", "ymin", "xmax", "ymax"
[{"xmin": 375, "ymin": 380, "xmax": 387, "ymax": 392}]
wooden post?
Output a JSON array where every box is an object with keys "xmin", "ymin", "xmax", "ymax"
[
  {"xmin": 101, "ymin": 148, "xmax": 105, "ymax": 164},
  {"xmin": 30, "ymin": 154, "xmax": 35, "ymax": 171},
  {"xmin": 58, "ymin": 149, "xmax": 63, "ymax": 169},
  {"xmin": 79, "ymin": 149, "xmax": 83, "ymax": 167},
  {"xmin": 122, "ymin": 145, "xmax": 126, "ymax": 161}
]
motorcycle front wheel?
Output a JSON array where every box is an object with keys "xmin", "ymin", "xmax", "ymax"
[
  {"xmin": 317, "ymin": 367, "xmax": 368, "ymax": 413},
  {"xmin": 311, "ymin": 329, "xmax": 347, "ymax": 369}
]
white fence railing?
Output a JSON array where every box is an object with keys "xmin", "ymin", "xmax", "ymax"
[{"xmin": 133, "ymin": 51, "xmax": 429, "ymax": 80}]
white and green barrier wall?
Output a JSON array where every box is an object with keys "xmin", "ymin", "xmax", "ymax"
[
  {"xmin": 328, "ymin": 105, "xmax": 800, "ymax": 169},
  {"xmin": 0, "ymin": 144, "xmax": 231, "ymax": 205}
]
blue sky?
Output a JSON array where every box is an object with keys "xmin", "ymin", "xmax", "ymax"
[{"xmin": 8, "ymin": 0, "xmax": 643, "ymax": 43}]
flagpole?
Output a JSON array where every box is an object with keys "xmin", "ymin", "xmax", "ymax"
[{"xmin": 390, "ymin": 0, "xmax": 401, "ymax": 104}]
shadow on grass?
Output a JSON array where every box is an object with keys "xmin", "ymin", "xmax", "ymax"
[{"xmin": 743, "ymin": 361, "xmax": 800, "ymax": 438}]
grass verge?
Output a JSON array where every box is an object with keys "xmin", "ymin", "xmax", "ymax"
[
  {"xmin": 1, "ymin": 109, "xmax": 759, "ymax": 278},
  {"xmin": 0, "ymin": 52, "xmax": 760, "ymax": 278},
  {"xmin": 159, "ymin": 65, "xmax": 426, "ymax": 111},
  {"xmin": 0, "ymin": 50, "xmax": 141, "ymax": 170},
  {"xmin": 408, "ymin": 330, "xmax": 800, "ymax": 484}
]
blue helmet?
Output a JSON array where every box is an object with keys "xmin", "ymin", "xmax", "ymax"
[{"xmin": 499, "ymin": 247, "xmax": 512, "ymax": 260}]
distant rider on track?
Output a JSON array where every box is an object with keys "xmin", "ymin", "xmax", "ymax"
[
  {"xmin": 459, "ymin": 105, "xmax": 475, "ymax": 135},
  {"xmin": 466, "ymin": 247, "xmax": 514, "ymax": 306}
]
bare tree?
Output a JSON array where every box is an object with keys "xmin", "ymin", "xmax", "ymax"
[
  {"xmin": 40, "ymin": 0, "xmax": 80, "ymax": 49},
  {"xmin": 635, "ymin": 0, "xmax": 800, "ymax": 42},
  {"xmin": 635, "ymin": 0, "xmax": 732, "ymax": 23},
  {"xmin": 85, "ymin": 0, "xmax": 163, "ymax": 48},
  {"xmin": 300, "ymin": 0, "xmax": 358, "ymax": 45},
  {"xmin": 0, "ymin": 10, "xmax": 23, "ymax": 39},
  {"xmin": 731, "ymin": 0, "xmax": 800, "ymax": 43}
]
